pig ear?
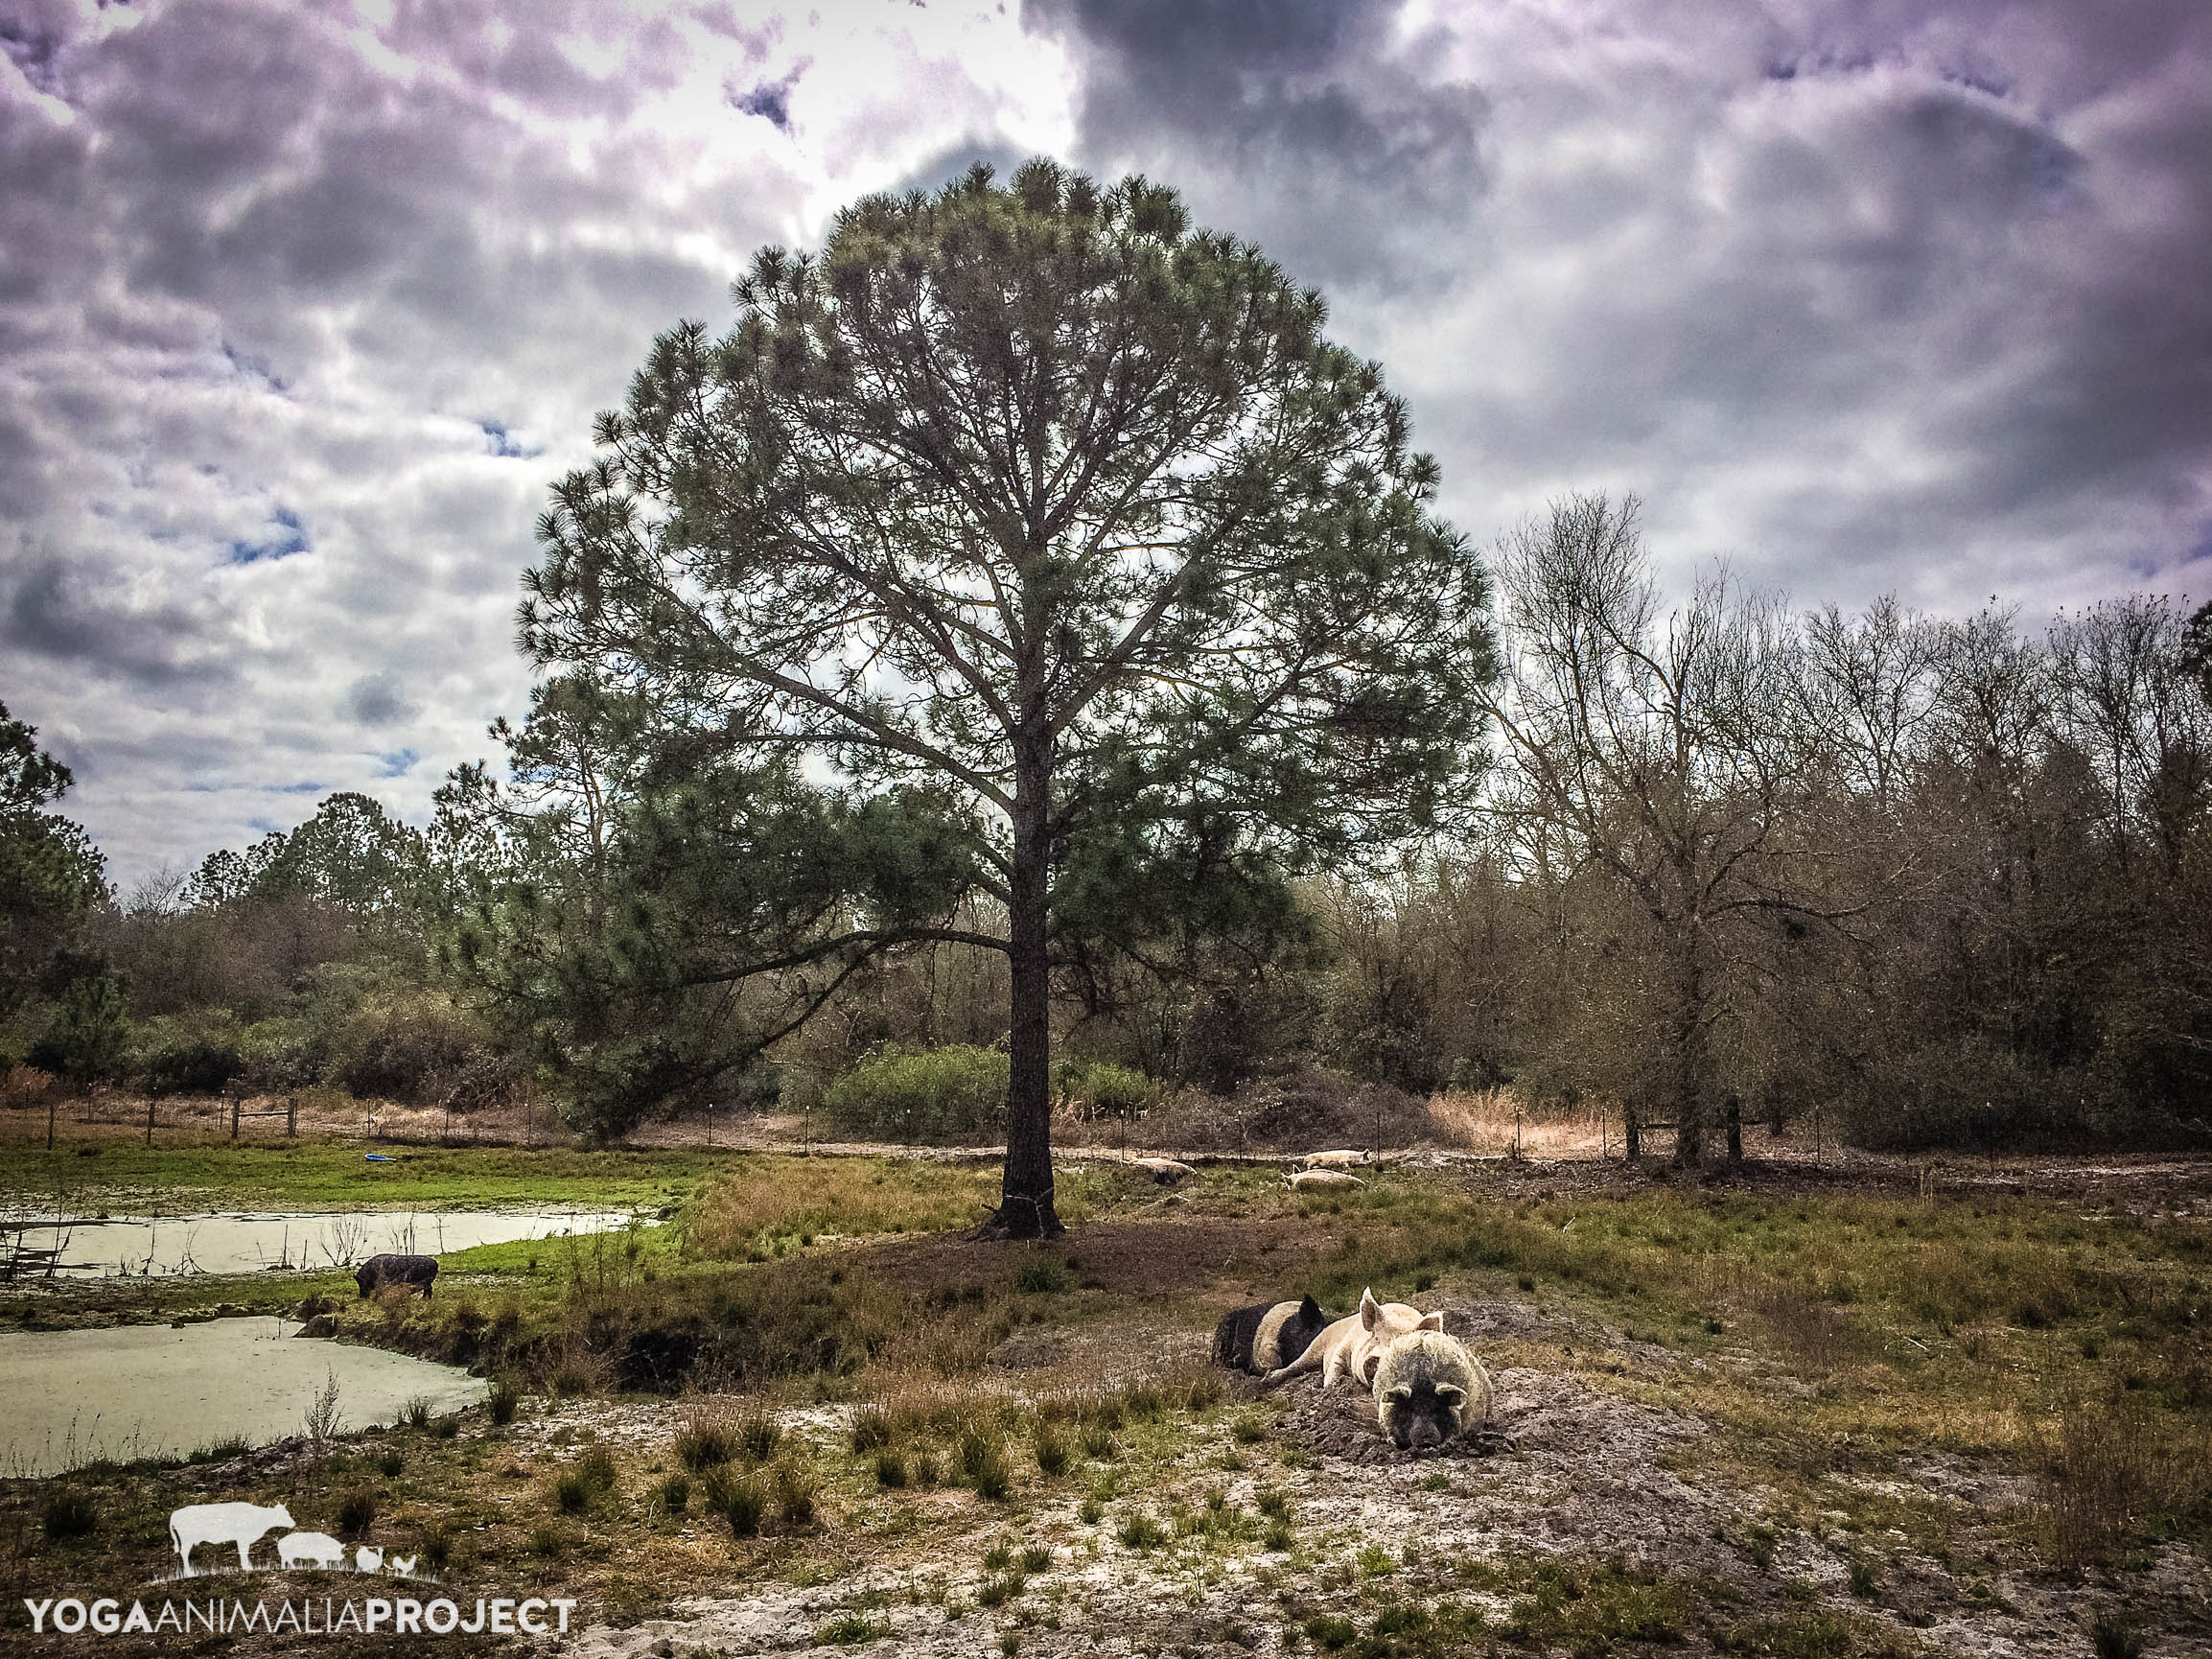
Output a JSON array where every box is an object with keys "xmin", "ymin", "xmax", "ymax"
[
  {"xmin": 1359, "ymin": 1289, "xmax": 1381, "ymax": 1330},
  {"xmin": 1436, "ymin": 1385, "xmax": 1466, "ymax": 1404},
  {"xmin": 1299, "ymin": 1295, "xmax": 1322, "ymax": 1320},
  {"xmin": 1417, "ymin": 1311, "xmax": 1445, "ymax": 1331}
]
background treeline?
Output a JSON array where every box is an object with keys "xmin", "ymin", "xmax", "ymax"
[{"xmin": 6, "ymin": 497, "xmax": 2209, "ymax": 1155}]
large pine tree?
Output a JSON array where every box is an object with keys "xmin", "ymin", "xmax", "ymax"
[{"xmin": 522, "ymin": 161, "xmax": 1494, "ymax": 1235}]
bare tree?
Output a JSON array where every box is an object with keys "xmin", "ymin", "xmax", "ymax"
[{"xmin": 1484, "ymin": 494, "xmax": 1841, "ymax": 1164}]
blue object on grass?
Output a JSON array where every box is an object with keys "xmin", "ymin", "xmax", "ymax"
[{"xmin": 364, "ymin": 1153, "xmax": 399, "ymax": 1162}]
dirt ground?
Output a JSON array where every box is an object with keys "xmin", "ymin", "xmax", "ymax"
[
  {"xmin": 540, "ymin": 1283, "xmax": 2204, "ymax": 1659},
  {"xmin": 7, "ymin": 1107, "xmax": 2210, "ymax": 1658}
]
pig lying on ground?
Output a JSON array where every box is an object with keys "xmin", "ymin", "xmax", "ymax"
[
  {"xmin": 1212, "ymin": 1294, "xmax": 1331, "ymax": 1374},
  {"xmin": 1262, "ymin": 1288, "xmax": 1440, "ymax": 1390},
  {"xmin": 1371, "ymin": 1327, "xmax": 1493, "ymax": 1450},
  {"xmin": 1284, "ymin": 1169, "xmax": 1364, "ymax": 1193},
  {"xmin": 1129, "ymin": 1157, "xmax": 1196, "ymax": 1185},
  {"xmin": 1301, "ymin": 1150, "xmax": 1371, "ymax": 1170}
]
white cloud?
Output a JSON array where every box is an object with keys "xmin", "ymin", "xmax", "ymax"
[{"xmin": 3, "ymin": 0, "xmax": 2207, "ymax": 887}]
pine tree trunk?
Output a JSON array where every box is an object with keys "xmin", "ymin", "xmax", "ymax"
[{"xmin": 986, "ymin": 728, "xmax": 1062, "ymax": 1239}]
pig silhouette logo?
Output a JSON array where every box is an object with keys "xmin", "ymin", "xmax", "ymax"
[
  {"xmin": 168, "ymin": 1503, "xmax": 295, "ymax": 1575},
  {"xmin": 276, "ymin": 1530, "xmax": 347, "ymax": 1569},
  {"xmin": 356, "ymin": 1545, "xmax": 384, "ymax": 1573}
]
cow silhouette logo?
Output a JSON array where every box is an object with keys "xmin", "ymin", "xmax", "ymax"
[{"xmin": 168, "ymin": 1503, "xmax": 294, "ymax": 1575}]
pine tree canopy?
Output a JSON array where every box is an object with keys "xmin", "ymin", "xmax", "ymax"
[{"xmin": 517, "ymin": 159, "xmax": 1496, "ymax": 1230}]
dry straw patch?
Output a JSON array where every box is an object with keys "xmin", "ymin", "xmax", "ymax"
[
  {"xmin": 686, "ymin": 1155, "xmax": 1001, "ymax": 1259},
  {"xmin": 1427, "ymin": 1087, "xmax": 1630, "ymax": 1159}
]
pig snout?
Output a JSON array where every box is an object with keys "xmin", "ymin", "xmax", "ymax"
[{"xmin": 1397, "ymin": 1413, "xmax": 1445, "ymax": 1451}]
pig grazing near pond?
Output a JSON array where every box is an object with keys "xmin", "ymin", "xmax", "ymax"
[
  {"xmin": 1213, "ymin": 1295, "xmax": 1331, "ymax": 1375},
  {"xmin": 170, "ymin": 1502, "xmax": 294, "ymax": 1574},
  {"xmin": 356, "ymin": 1253, "xmax": 438, "ymax": 1299}
]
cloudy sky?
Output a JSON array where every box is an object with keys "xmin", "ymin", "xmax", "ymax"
[{"xmin": 4, "ymin": 0, "xmax": 2208, "ymax": 887}]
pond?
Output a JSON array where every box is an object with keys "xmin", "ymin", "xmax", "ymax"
[
  {"xmin": 0, "ymin": 1319, "xmax": 483, "ymax": 1477},
  {"xmin": 0, "ymin": 1208, "xmax": 642, "ymax": 1279}
]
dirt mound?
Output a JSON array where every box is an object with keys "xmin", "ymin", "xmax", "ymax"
[{"xmin": 1281, "ymin": 1378, "xmax": 1516, "ymax": 1465}]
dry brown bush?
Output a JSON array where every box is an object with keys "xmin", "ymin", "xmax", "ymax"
[
  {"xmin": 1118, "ymin": 1063, "xmax": 1444, "ymax": 1154},
  {"xmin": 2031, "ymin": 1391, "xmax": 2209, "ymax": 1571}
]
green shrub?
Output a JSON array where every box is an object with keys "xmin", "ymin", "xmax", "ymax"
[
  {"xmin": 823, "ymin": 1045, "xmax": 1010, "ymax": 1142},
  {"xmin": 1116, "ymin": 1512, "xmax": 1165, "ymax": 1551},
  {"xmin": 1033, "ymin": 1426, "xmax": 1071, "ymax": 1478},
  {"xmin": 873, "ymin": 1450, "xmax": 908, "ymax": 1488},
  {"xmin": 336, "ymin": 1486, "xmax": 379, "ymax": 1537},
  {"xmin": 2090, "ymin": 1614, "xmax": 2146, "ymax": 1659},
  {"xmin": 655, "ymin": 1474, "xmax": 690, "ymax": 1516},
  {"xmin": 1059, "ymin": 1061, "xmax": 1155, "ymax": 1119},
  {"xmin": 485, "ymin": 1377, "xmax": 522, "ymax": 1426},
  {"xmin": 849, "ymin": 1406, "xmax": 894, "ymax": 1453},
  {"xmin": 415, "ymin": 1523, "xmax": 454, "ymax": 1570},
  {"xmin": 555, "ymin": 1472, "xmax": 593, "ymax": 1513},
  {"xmin": 332, "ymin": 992, "xmax": 505, "ymax": 1107},
  {"xmin": 137, "ymin": 1018, "xmax": 244, "ymax": 1097},
  {"xmin": 31, "ymin": 971, "xmax": 130, "ymax": 1082},
  {"xmin": 774, "ymin": 1460, "xmax": 823, "ymax": 1527},
  {"xmin": 1013, "ymin": 1253, "xmax": 1070, "ymax": 1295},
  {"xmin": 574, "ymin": 1443, "xmax": 617, "ymax": 1495},
  {"xmin": 676, "ymin": 1412, "xmax": 736, "ymax": 1470},
  {"xmin": 41, "ymin": 1490, "xmax": 98, "ymax": 1543},
  {"xmin": 959, "ymin": 1430, "xmax": 1013, "ymax": 1501}
]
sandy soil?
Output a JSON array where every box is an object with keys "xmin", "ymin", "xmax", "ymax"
[{"xmin": 541, "ymin": 1295, "xmax": 2206, "ymax": 1659}]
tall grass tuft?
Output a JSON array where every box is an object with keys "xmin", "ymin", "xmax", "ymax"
[
  {"xmin": 736, "ymin": 1411, "xmax": 783, "ymax": 1461},
  {"xmin": 486, "ymin": 1376, "xmax": 523, "ymax": 1426},
  {"xmin": 675, "ymin": 1408, "xmax": 736, "ymax": 1470}
]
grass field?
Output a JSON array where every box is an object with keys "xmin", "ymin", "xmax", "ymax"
[{"xmin": 2, "ymin": 1135, "xmax": 2207, "ymax": 1657}]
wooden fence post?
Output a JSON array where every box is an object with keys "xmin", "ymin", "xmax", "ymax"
[
  {"xmin": 146, "ymin": 1097, "xmax": 155, "ymax": 1147},
  {"xmin": 287, "ymin": 1096, "xmax": 297, "ymax": 1137},
  {"xmin": 231, "ymin": 1097, "xmax": 241, "ymax": 1140}
]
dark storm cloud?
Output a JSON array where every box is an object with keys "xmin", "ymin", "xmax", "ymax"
[
  {"xmin": 347, "ymin": 671, "xmax": 419, "ymax": 729},
  {"xmin": 1026, "ymin": 0, "xmax": 2212, "ymax": 611},
  {"xmin": 1025, "ymin": 0, "xmax": 1488, "ymax": 287},
  {"xmin": 1, "ymin": 548, "xmax": 241, "ymax": 692}
]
